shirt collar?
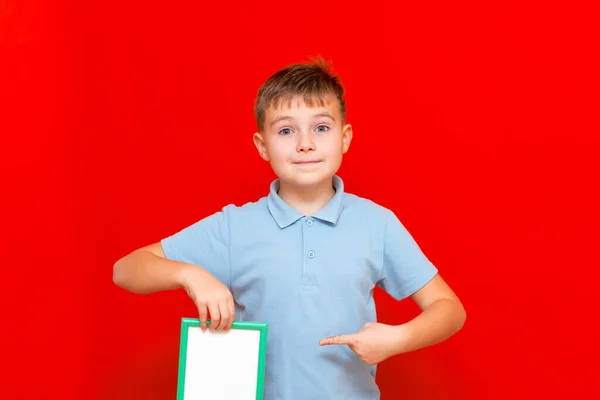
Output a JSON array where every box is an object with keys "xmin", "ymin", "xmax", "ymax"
[{"xmin": 267, "ymin": 175, "xmax": 345, "ymax": 229}]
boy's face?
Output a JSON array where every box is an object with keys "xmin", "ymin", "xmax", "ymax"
[{"xmin": 253, "ymin": 95, "xmax": 352, "ymax": 189}]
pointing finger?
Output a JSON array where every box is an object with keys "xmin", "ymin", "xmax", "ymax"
[{"xmin": 319, "ymin": 334, "xmax": 356, "ymax": 346}]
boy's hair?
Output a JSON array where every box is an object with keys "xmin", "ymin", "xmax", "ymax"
[{"xmin": 254, "ymin": 56, "xmax": 347, "ymax": 132}]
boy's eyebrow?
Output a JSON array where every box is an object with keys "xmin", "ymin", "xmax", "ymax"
[
  {"xmin": 314, "ymin": 112, "xmax": 336, "ymax": 122},
  {"xmin": 269, "ymin": 112, "xmax": 336, "ymax": 128},
  {"xmin": 270, "ymin": 115, "xmax": 293, "ymax": 127}
]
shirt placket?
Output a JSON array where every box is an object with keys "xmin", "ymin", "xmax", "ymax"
[{"xmin": 301, "ymin": 217, "xmax": 318, "ymax": 287}]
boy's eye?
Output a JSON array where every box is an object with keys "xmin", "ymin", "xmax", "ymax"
[
  {"xmin": 316, "ymin": 125, "xmax": 329, "ymax": 132},
  {"xmin": 279, "ymin": 128, "xmax": 292, "ymax": 135}
]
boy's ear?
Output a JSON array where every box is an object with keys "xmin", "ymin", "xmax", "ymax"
[
  {"xmin": 342, "ymin": 124, "xmax": 353, "ymax": 154},
  {"xmin": 253, "ymin": 132, "xmax": 270, "ymax": 161}
]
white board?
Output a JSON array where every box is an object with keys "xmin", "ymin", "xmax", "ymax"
[{"xmin": 177, "ymin": 318, "xmax": 268, "ymax": 400}]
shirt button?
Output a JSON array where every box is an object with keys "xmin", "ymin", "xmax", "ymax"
[
  {"xmin": 306, "ymin": 219, "xmax": 314, "ymax": 227},
  {"xmin": 308, "ymin": 251, "xmax": 315, "ymax": 258}
]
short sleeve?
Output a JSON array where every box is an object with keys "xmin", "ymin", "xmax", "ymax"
[
  {"xmin": 160, "ymin": 208, "xmax": 231, "ymax": 289},
  {"xmin": 377, "ymin": 210, "xmax": 438, "ymax": 300}
]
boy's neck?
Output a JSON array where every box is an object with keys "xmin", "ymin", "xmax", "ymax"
[{"xmin": 277, "ymin": 178, "xmax": 336, "ymax": 216}]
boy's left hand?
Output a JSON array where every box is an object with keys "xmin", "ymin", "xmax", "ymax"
[{"xmin": 319, "ymin": 322, "xmax": 404, "ymax": 365}]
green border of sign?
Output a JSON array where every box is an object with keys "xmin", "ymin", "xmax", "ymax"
[{"xmin": 176, "ymin": 318, "xmax": 268, "ymax": 400}]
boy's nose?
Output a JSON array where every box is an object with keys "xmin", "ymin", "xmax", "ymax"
[{"xmin": 296, "ymin": 131, "xmax": 315, "ymax": 152}]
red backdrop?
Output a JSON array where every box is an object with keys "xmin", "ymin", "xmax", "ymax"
[{"xmin": 2, "ymin": 0, "xmax": 599, "ymax": 398}]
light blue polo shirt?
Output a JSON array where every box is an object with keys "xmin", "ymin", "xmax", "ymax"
[{"xmin": 161, "ymin": 175, "xmax": 438, "ymax": 400}]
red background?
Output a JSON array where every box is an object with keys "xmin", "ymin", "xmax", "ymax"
[{"xmin": 2, "ymin": 0, "xmax": 599, "ymax": 398}]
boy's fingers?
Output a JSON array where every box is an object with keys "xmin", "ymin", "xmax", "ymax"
[
  {"xmin": 198, "ymin": 303, "xmax": 208, "ymax": 331},
  {"xmin": 319, "ymin": 334, "xmax": 356, "ymax": 346},
  {"xmin": 217, "ymin": 301, "xmax": 229, "ymax": 330},
  {"xmin": 210, "ymin": 298, "xmax": 234, "ymax": 331},
  {"xmin": 228, "ymin": 297, "xmax": 235, "ymax": 330},
  {"xmin": 208, "ymin": 302, "xmax": 220, "ymax": 330}
]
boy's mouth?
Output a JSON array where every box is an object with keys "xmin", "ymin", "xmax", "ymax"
[{"xmin": 293, "ymin": 160, "xmax": 321, "ymax": 164}]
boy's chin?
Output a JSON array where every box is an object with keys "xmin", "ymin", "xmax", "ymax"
[{"xmin": 281, "ymin": 173, "xmax": 335, "ymax": 188}]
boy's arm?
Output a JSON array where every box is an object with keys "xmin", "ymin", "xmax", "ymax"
[
  {"xmin": 394, "ymin": 273, "xmax": 466, "ymax": 353},
  {"xmin": 320, "ymin": 274, "xmax": 465, "ymax": 364},
  {"xmin": 113, "ymin": 242, "xmax": 190, "ymax": 294},
  {"xmin": 113, "ymin": 243, "xmax": 235, "ymax": 331}
]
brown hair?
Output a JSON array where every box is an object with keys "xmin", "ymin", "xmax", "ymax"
[{"xmin": 254, "ymin": 56, "xmax": 347, "ymax": 132}]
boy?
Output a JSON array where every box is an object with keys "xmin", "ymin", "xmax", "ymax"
[{"xmin": 113, "ymin": 57, "xmax": 466, "ymax": 399}]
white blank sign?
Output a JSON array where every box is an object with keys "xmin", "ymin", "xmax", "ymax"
[{"xmin": 177, "ymin": 318, "xmax": 268, "ymax": 400}]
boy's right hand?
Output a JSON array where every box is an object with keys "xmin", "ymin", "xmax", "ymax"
[{"xmin": 178, "ymin": 265, "xmax": 235, "ymax": 332}]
